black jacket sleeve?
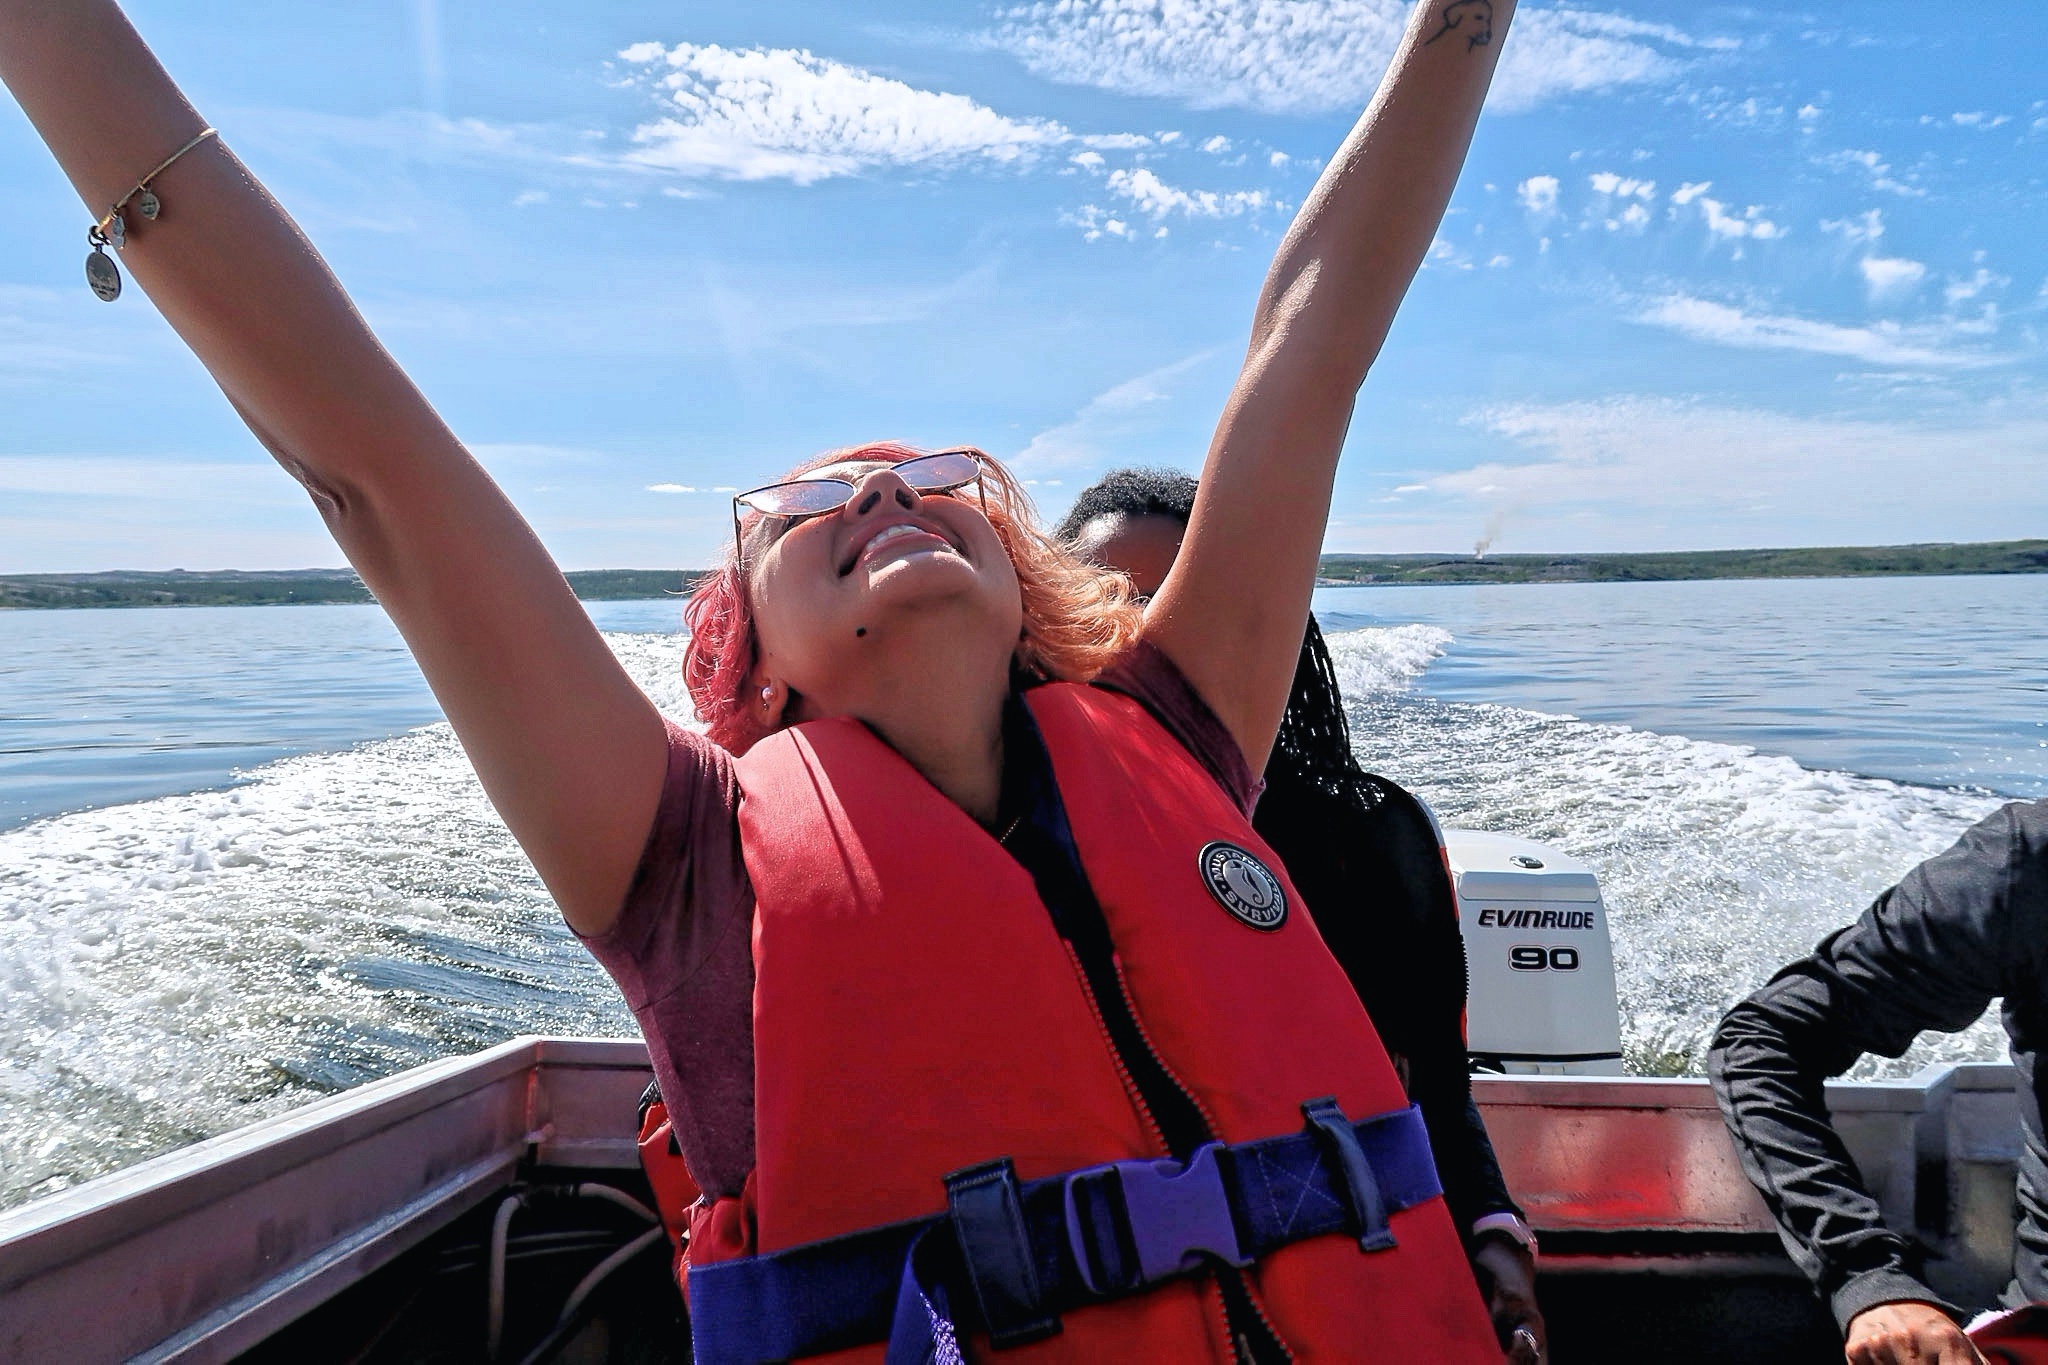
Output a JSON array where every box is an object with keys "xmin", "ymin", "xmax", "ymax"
[
  {"xmin": 1707, "ymin": 800, "xmax": 2048, "ymax": 1332},
  {"xmin": 1254, "ymin": 772, "xmax": 1522, "ymax": 1240}
]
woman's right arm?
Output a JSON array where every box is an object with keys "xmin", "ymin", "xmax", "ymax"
[{"xmin": 0, "ymin": 1, "xmax": 667, "ymax": 936}]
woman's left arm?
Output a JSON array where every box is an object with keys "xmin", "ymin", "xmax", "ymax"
[{"xmin": 1144, "ymin": 0, "xmax": 1512, "ymax": 772}]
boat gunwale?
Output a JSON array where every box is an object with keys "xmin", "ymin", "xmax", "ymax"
[{"xmin": 0, "ymin": 1036, "xmax": 648, "ymax": 1286}]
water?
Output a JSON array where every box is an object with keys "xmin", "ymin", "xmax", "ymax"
[
  {"xmin": 0, "ymin": 599, "xmax": 687, "ymax": 832},
  {"xmin": 1, "ymin": 579, "xmax": 2043, "ymax": 1207},
  {"xmin": 1316, "ymin": 576, "xmax": 2048, "ymax": 800}
]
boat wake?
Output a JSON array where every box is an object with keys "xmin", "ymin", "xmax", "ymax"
[
  {"xmin": 0, "ymin": 625, "xmax": 2011, "ymax": 1209},
  {"xmin": 1320, "ymin": 627, "xmax": 2006, "ymax": 1079}
]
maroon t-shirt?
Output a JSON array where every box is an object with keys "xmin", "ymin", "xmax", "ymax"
[{"xmin": 578, "ymin": 640, "xmax": 1257, "ymax": 1198}]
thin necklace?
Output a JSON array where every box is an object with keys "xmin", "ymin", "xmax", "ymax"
[{"xmin": 996, "ymin": 813, "xmax": 1024, "ymax": 845}]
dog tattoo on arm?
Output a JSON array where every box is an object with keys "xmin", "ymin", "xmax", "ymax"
[{"xmin": 1424, "ymin": 0, "xmax": 1495, "ymax": 51}]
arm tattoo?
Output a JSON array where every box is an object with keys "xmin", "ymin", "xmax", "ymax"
[{"xmin": 1423, "ymin": 0, "xmax": 1495, "ymax": 51}]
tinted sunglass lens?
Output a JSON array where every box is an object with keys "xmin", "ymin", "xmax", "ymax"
[
  {"xmin": 900, "ymin": 451, "xmax": 979, "ymax": 491},
  {"xmin": 740, "ymin": 480, "xmax": 855, "ymax": 517}
]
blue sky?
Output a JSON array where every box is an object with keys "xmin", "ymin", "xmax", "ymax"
[{"xmin": 2, "ymin": 0, "xmax": 2044, "ymax": 571}]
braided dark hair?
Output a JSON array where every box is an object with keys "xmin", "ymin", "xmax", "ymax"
[
  {"xmin": 1274, "ymin": 616, "xmax": 1389, "ymax": 817},
  {"xmin": 1059, "ymin": 468, "xmax": 1387, "ymax": 820}
]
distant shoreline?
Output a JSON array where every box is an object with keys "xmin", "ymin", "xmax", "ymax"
[
  {"xmin": 1315, "ymin": 539, "xmax": 2048, "ymax": 587},
  {"xmin": 0, "ymin": 568, "xmax": 704, "ymax": 610},
  {"xmin": 2, "ymin": 541, "xmax": 2045, "ymax": 608}
]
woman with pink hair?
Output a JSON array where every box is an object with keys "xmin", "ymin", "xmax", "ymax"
[{"xmin": 3, "ymin": 1, "xmax": 1523, "ymax": 1358}]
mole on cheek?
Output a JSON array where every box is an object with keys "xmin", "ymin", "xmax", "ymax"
[{"xmin": 855, "ymin": 626, "xmax": 868, "ymax": 638}]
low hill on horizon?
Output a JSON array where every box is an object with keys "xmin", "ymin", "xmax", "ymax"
[
  {"xmin": 3, "ymin": 540, "xmax": 2044, "ymax": 608},
  {"xmin": 1315, "ymin": 539, "xmax": 2048, "ymax": 586},
  {"xmin": 0, "ymin": 567, "xmax": 704, "ymax": 610}
]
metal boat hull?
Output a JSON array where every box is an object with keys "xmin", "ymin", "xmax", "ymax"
[{"xmin": 0, "ymin": 1038, "xmax": 2021, "ymax": 1362}]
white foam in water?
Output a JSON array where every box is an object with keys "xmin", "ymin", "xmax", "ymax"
[
  {"xmin": 1322, "ymin": 626, "xmax": 2008, "ymax": 1078},
  {"xmin": 0, "ymin": 632, "xmax": 690, "ymax": 1208},
  {"xmin": 0, "ymin": 623, "xmax": 2017, "ymax": 1209}
]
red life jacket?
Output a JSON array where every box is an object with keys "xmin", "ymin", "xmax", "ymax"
[
  {"xmin": 635, "ymin": 1087, "xmax": 699, "ymax": 1286},
  {"xmin": 682, "ymin": 681, "xmax": 1494, "ymax": 1361}
]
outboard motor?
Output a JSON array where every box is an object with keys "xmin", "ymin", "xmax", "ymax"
[{"xmin": 1445, "ymin": 830, "xmax": 1624, "ymax": 1075}]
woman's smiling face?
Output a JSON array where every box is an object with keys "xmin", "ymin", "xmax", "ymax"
[{"xmin": 744, "ymin": 458, "xmax": 1023, "ymax": 710}]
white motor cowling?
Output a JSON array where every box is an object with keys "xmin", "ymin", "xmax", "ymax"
[{"xmin": 1444, "ymin": 829, "xmax": 1624, "ymax": 1076}]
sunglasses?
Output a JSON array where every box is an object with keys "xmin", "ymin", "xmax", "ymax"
[{"xmin": 730, "ymin": 448, "xmax": 987, "ymax": 568}]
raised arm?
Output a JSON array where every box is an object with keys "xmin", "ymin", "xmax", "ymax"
[
  {"xmin": 1144, "ymin": 0, "xmax": 1511, "ymax": 772},
  {"xmin": 0, "ymin": 2, "xmax": 667, "ymax": 935}
]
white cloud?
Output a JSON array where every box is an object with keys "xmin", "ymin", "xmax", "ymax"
[
  {"xmin": 1822, "ymin": 148, "xmax": 1923, "ymax": 198},
  {"xmin": 1638, "ymin": 295, "xmax": 2006, "ymax": 370},
  {"xmin": 1945, "ymin": 269, "xmax": 2007, "ymax": 306},
  {"xmin": 617, "ymin": 42, "xmax": 1081, "ymax": 183},
  {"xmin": 1821, "ymin": 209, "xmax": 1884, "ymax": 244},
  {"xmin": 1589, "ymin": 172, "xmax": 1655, "ymax": 200},
  {"xmin": 1268, "ymin": 149, "xmax": 1291, "ymax": 168},
  {"xmin": 1860, "ymin": 256, "xmax": 1927, "ymax": 301},
  {"xmin": 1693, "ymin": 194, "xmax": 1784, "ymax": 242},
  {"xmin": 1199, "ymin": 135, "xmax": 1233, "ymax": 154},
  {"xmin": 646, "ymin": 482, "xmax": 697, "ymax": 493},
  {"xmin": 0, "ymin": 457, "xmax": 297, "ymax": 502},
  {"xmin": 1401, "ymin": 396, "xmax": 2048, "ymax": 548},
  {"xmin": 0, "ymin": 456, "xmax": 340, "ymax": 572},
  {"xmin": 1070, "ymin": 149, "xmax": 1105, "ymax": 170},
  {"xmin": 1068, "ymin": 203, "xmax": 1150, "ymax": 240},
  {"xmin": 1010, "ymin": 351, "xmax": 1219, "ymax": 473},
  {"xmin": 988, "ymin": 0, "xmax": 1715, "ymax": 117},
  {"xmin": 1105, "ymin": 167, "xmax": 1275, "ymax": 218},
  {"xmin": 1517, "ymin": 174, "xmax": 1560, "ymax": 214},
  {"xmin": 1670, "ymin": 180, "xmax": 1711, "ymax": 206},
  {"xmin": 1950, "ymin": 111, "xmax": 2010, "ymax": 129}
]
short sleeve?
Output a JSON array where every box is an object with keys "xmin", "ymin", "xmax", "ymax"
[{"xmin": 576, "ymin": 717, "xmax": 758, "ymax": 1197}]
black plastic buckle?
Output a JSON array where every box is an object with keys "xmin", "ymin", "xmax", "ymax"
[
  {"xmin": 943, "ymin": 1158, "xmax": 1061, "ymax": 1349},
  {"xmin": 1301, "ymin": 1097, "xmax": 1397, "ymax": 1253},
  {"xmin": 1061, "ymin": 1142, "xmax": 1250, "ymax": 1297}
]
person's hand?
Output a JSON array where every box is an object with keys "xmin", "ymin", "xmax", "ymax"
[
  {"xmin": 1471, "ymin": 1232, "xmax": 1545, "ymax": 1362},
  {"xmin": 1844, "ymin": 1301, "xmax": 1985, "ymax": 1364}
]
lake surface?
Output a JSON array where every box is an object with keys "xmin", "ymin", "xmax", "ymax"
[{"xmin": 0, "ymin": 576, "xmax": 2042, "ymax": 1207}]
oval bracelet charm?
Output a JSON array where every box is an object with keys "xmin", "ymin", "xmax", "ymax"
[
  {"xmin": 136, "ymin": 189, "xmax": 161, "ymax": 221},
  {"xmin": 86, "ymin": 227, "xmax": 121, "ymax": 302}
]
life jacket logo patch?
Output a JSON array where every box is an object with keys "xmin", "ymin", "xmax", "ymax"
[{"xmin": 1198, "ymin": 841, "xmax": 1286, "ymax": 931}]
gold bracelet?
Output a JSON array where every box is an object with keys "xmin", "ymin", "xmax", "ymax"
[{"xmin": 85, "ymin": 126, "xmax": 218, "ymax": 302}]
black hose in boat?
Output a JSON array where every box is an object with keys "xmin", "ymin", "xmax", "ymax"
[
  {"xmin": 512, "ymin": 1227, "xmax": 670, "ymax": 1365},
  {"xmin": 484, "ymin": 1181, "xmax": 667, "ymax": 1362}
]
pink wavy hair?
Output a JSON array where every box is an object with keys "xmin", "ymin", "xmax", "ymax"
[{"xmin": 682, "ymin": 441, "xmax": 1145, "ymax": 753}]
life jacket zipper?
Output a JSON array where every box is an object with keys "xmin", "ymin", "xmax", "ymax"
[{"xmin": 1001, "ymin": 695, "xmax": 1288, "ymax": 1361}]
